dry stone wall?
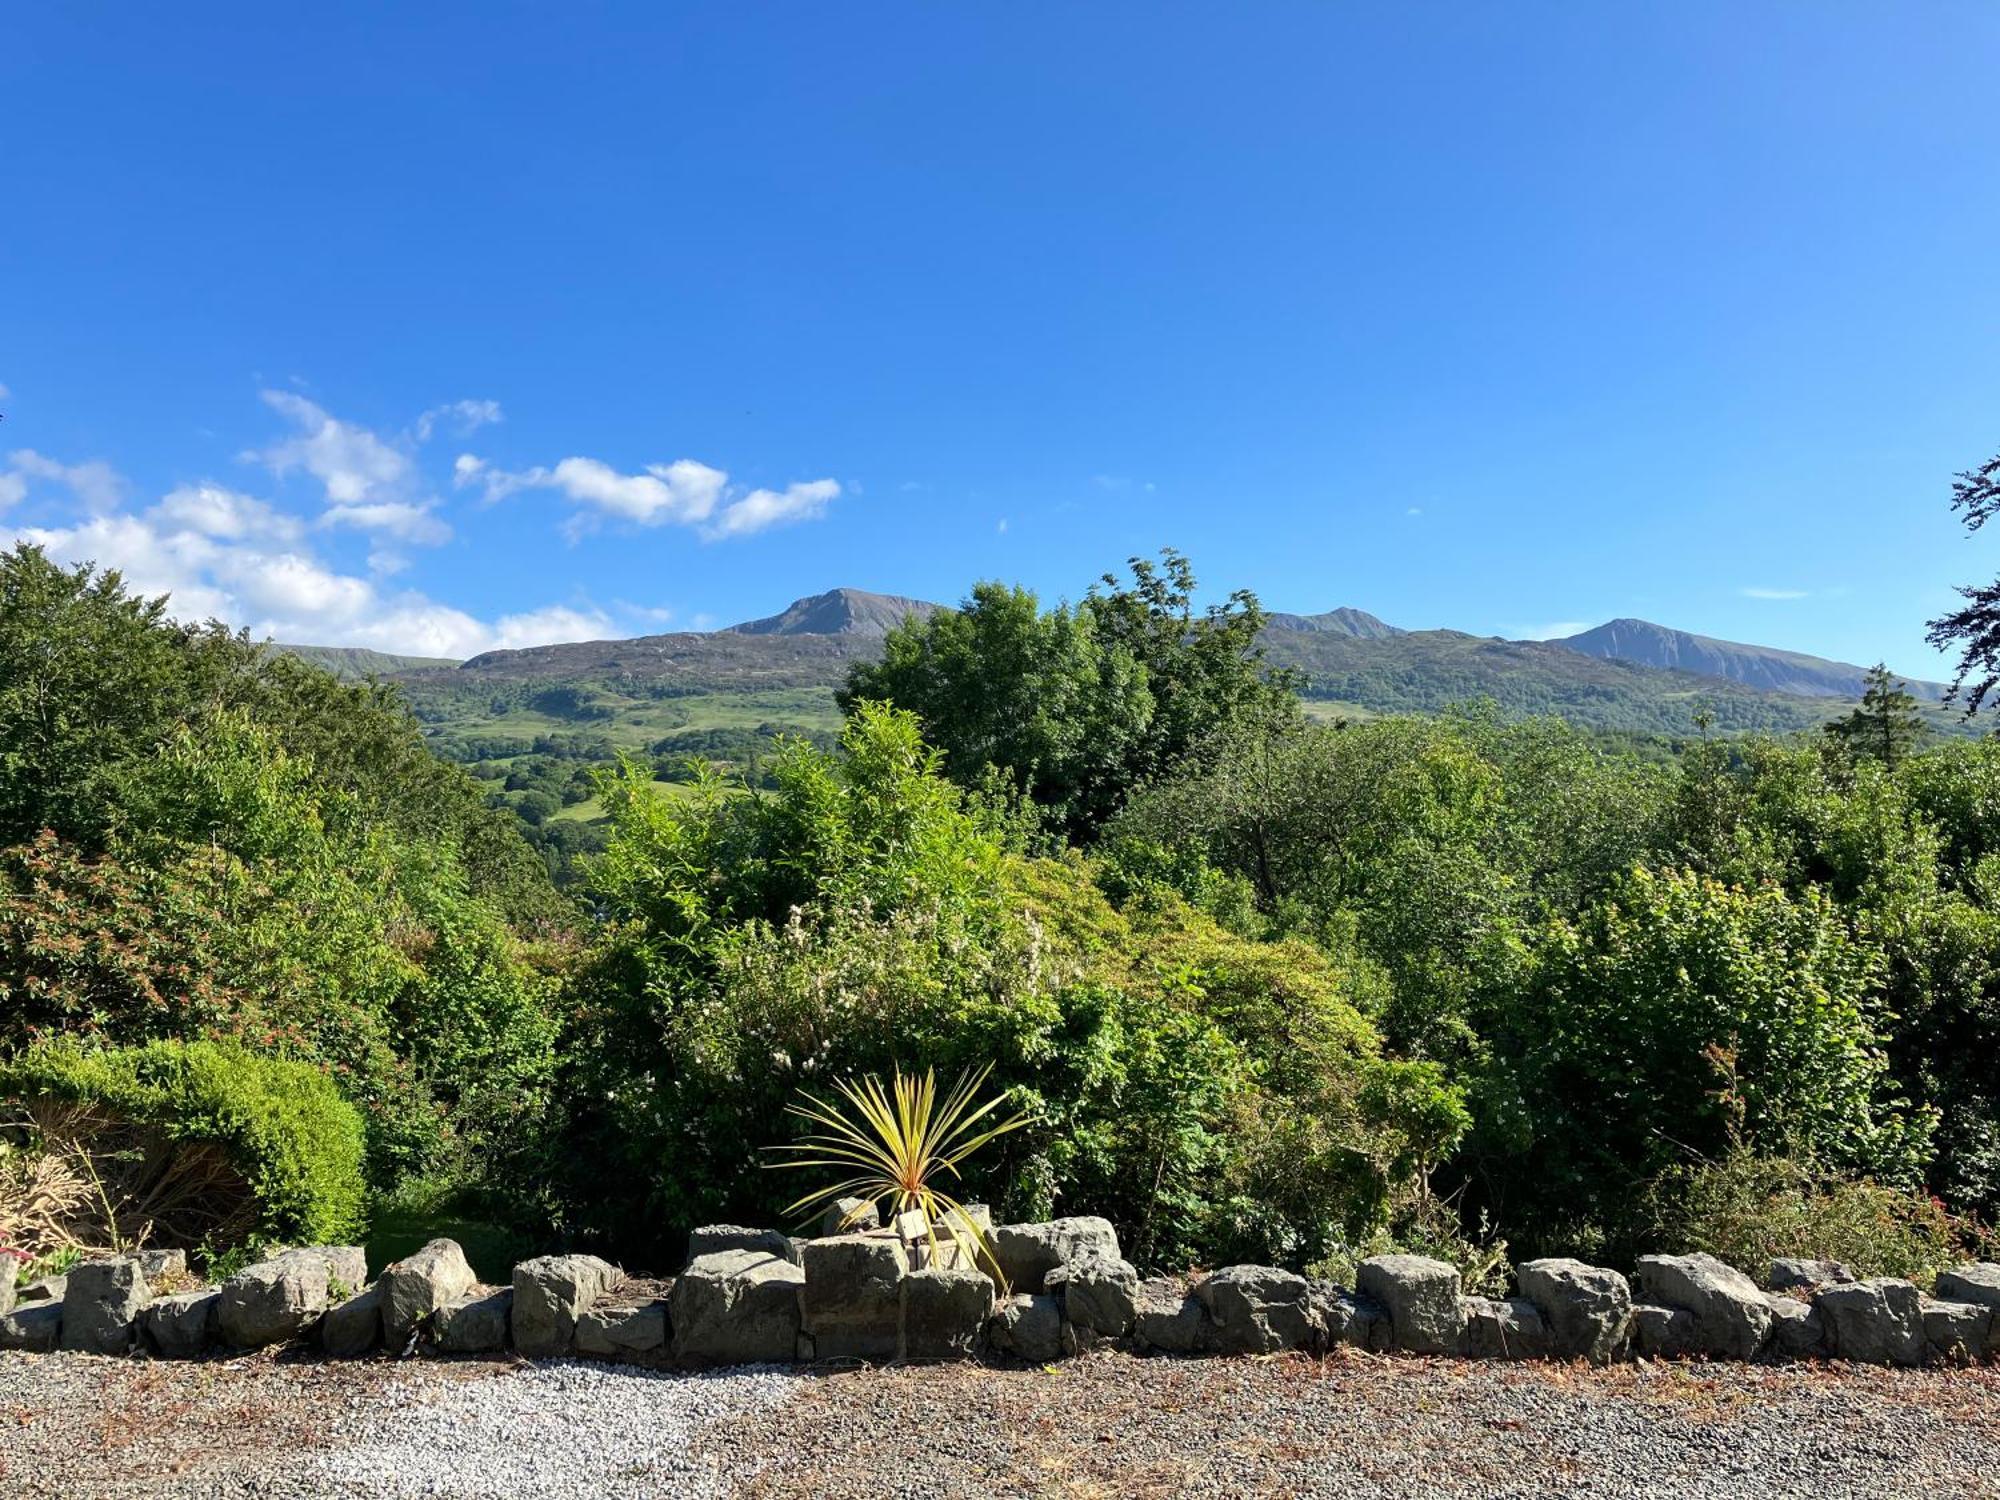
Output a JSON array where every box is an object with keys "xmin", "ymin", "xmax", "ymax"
[{"xmin": 3, "ymin": 1218, "xmax": 1995, "ymax": 1371}]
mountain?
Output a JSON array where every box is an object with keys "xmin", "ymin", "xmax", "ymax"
[
  {"xmin": 1553, "ymin": 619, "xmax": 1947, "ymax": 702},
  {"xmin": 1264, "ymin": 606, "xmax": 1405, "ymax": 639},
  {"xmin": 725, "ymin": 587, "xmax": 942, "ymax": 638},
  {"xmin": 272, "ymin": 644, "xmax": 462, "ymax": 677}
]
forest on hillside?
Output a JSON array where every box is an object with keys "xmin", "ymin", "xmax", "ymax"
[{"xmin": 3, "ymin": 538, "xmax": 1998, "ymax": 1291}]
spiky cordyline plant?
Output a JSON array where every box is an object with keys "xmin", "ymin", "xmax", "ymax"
[{"xmin": 765, "ymin": 1063, "xmax": 1031, "ymax": 1280}]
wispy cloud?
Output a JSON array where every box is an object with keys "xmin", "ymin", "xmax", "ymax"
[
  {"xmin": 1740, "ymin": 586, "xmax": 1810, "ymax": 601},
  {"xmin": 6, "ymin": 449, "xmax": 127, "ymax": 511},
  {"xmin": 411, "ymin": 399, "xmax": 503, "ymax": 443},
  {"xmin": 1509, "ymin": 620, "xmax": 1593, "ymax": 640}
]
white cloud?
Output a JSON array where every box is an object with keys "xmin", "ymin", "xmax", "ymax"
[
  {"xmin": 9, "ymin": 503, "xmax": 603, "ymax": 659},
  {"xmin": 321, "ymin": 499, "xmax": 452, "ymax": 545},
  {"xmin": 412, "ymin": 399, "xmax": 503, "ymax": 442},
  {"xmin": 1510, "ymin": 620, "xmax": 1593, "ymax": 641},
  {"xmin": 0, "ymin": 381, "xmax": 11, "ymax": 401},
  {"xmin": 1740, "ymin": 586, "xmax": 1810, "ymax": 601},
  {"xmin": 462, "ymin": 451, "xmax": 836, "ymax": 540},
  {"xmin": 153, "ymin": 483, "xmax": 304, "ymax": 543},
  {"xmin": 251, "ymin": 390, "xmax": 413, "ymax": 506},
  {"xmin": 702, "ymin": 479, "xmax": 840, "ymax": 539},
  {"xmin": 7, "ymin": 449, "xmax": 127, "ymax": 510}
]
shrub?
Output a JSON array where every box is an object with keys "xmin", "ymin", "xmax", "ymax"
[
  {"xmin": 1644, "ymin": 1153, "xmax": 1996, "ymax": 1284},
  {"xmin": 0, "ymin": 1039, "xmax": 367, "ymax": 1253}
]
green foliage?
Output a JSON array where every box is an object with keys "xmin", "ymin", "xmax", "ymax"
[
  {"xmin": 0, "ymin": 1039, "xmax": 368, "ymax": 1247},
  {"xmin": 0, "ymin": 547, "xmax": 562, "ymax": 1217},
  {"xmin": 1645, "ymin": 1153, "xmax": 1994, "ymax": 1283},
  {"xmin": 843, "ymin": 551, "xmax": 1294, "ymax": 841},
  {"xmin": 555, "ymin": 703, "xmax": 1439, "ymax": 1271},
  {"xmin": 1824, "ymin": 665, "xmax": 1928, "ymax": 768},
  {"xmin": 1476, "ymin": 868, "xmax": 1931, "ymax": 1257}
]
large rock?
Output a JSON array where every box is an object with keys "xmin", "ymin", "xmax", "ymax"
[
  {"xmin": 217, "ymin": 1247, "xmax": 367, "ymax": 1349},
  {"xmin": 1462, "ymin": 1296, "xmax": 1550, "ymax": 1360},
  {"xmin": 685, "ymin": 1226, "xmax": 799, "ymax": 1269},
  {"xmin": 1631, "ymin": 1303, "xmax": 1698, "ymax": 1358},
  {"xmin": 1768, "ymin": 1296, "xmax": 1825, "ymax": 1359},
  {"xmin": 436, "ymin": 1288, "xmax": 512, "ymax": 1353},
  {"xmin": 1309, "ymin": 1284, "xmax": 1391, "ymax": 1353},
  {"xmin": 576, "ymin": 1300, "xmax": 669, "ymax": 1363},
  {"xmin": 987, "ymin": 1292, "xmax": 1067, "ymax": 1362},
  {"xmin": 818, "ymin": 1198, "xmax": 880, "ymax": 1237},
  {"xmin": 1935, "ymin": 1263, "xmax": 2000, "ymax": 1314},
  {"xmin": 320, "ymin": 1285, "xmax": 383, "ymax": 1358},
  {"xmin": 1055, "ymin": 1254, "xmax": 1139, "ymax": 1339},
  {"xmin": 1133, "ymin": 1279, "xmax": 1210, "ymax": 1354},
  {"xmin": 1633, "ymin": 1254, "xmax": 1772, "ymax": 1359},
  {"xmin": 0, "ymin": 1302, "xmax": 61, "ymax": 1351},
  {"xmin": 916, "ymin": 1203, "xmax": 997, "ymax": 1273},
  {"xmin": 0, "ymin": 1268, "xmax": 13, "ymax": 1319},
  {"xmin": 1769, "ymin": 1258, "xmax": 1856, "ymax": 1292},
  {"xmin": 670, "ymin": 1248, "xmax": 803, "ymax": 1365},
  {"xmin": 901, "ymin": 1267, "xmax": 992, "ymax": 1359},
  {"xmin": 61, "ymin": 1257, "xmax": 151, "ymax": 1355},
  {"xmin": 511, "ymin": 1255, "xmax": 622, "ymax": 1358},
  {"xmin": 1357, "ymin": 1255, "xmax": 1465, "ymax": 1355},
  {"xmin": 144, "ymin": 1290, "xmax": 218, "ymax": 1358},
  {"xmin": 1922, "ymin": 1299, "xmax": 1993, "ymax": 1362},
  {"xmin": 381, "ymin": 1239, "xmax": 477, "ymax": 1348},
  {"xmin": 1197, "ymin": 1265, "xmax": 1317, "ymax": 1354},
  {"xmin": 1517, "ymin": 1259, "xmax": 1631, "ymax": 1365},
  {"xmin": 800, "ymin": 1234, "xmax": 907, "ymax": 1361},
  {"xmin": 19, "ymin": 1275, "xmax": 65, "ymax": 1304},
  {"xmin": 1818, "ymin": 1278, "xmax": 1927, "ymax": 1366},
  {"xmin": 989, "ymin": 1218, "xmax": 1120, "ymax": 1294}
]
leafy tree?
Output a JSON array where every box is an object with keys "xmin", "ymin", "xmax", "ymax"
[
  {"xmin": 842, "ymin": 552, "xmax": 1294, "ymax": 841},
  {"xmin": 1926, "ymin": 444, "xmax": 2000, "ymax": 716},
  {"xmin": 1824, "ymin": 664, "xmax": 1927, "ymax": 767}
]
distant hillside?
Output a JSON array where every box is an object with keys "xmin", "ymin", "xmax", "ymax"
[
  {"xmin": 1264, "ymin": 606, "xmax": 1405, "ymax": 639},
  {"xmin": 725, "ymin": 587, "xmax": 941, "ymax": 637},
  {"xmin": 1553, "ymin": 619, "xmax": 1947, "ymax": 702},
  {"xmin": 1257, "ymin": 627, "xmax": 1962, "ymax": 737},
  {"xmin": 273, "ymin": 643, "xmax": 461, "ymax": 678}
]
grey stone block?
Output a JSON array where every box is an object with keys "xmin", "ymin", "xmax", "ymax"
[
  {"xmin": 217, "ymin": 1247, "xmax": 366, "ymax": 1349},
  {"xmin": 1935, "ymin": 1263, "xmax": 2000, "ymax": 1314},
  {"xmin": 989, "ymin": 1217, "xmax": 1120, "ymax": 1294},
  {"xmin": 1358, "ymin": 1254, "xmax": 1465, "ymax": 1355},
  {"xmin": 685, "ymin": 1226, "xmax": 799, "ymax": 1269},
  {"xmin": 987, "ymin": 1292, "xmax": 1067, "ymax": 1362},
  {"xmin": 1634, "ymin": 1254, "xmax": 1772, "ymax": 1359},
  {"xmin": 1768, "ymin": 1258, "xmax": 1855, "ymax": 1292},
  {"xmin": 0, "ymin": 1302, "xmax": 62, "ymax": 1351},
  {"xmin": 381, "ymin": 1239, "xmax": 477, "ymax": 1347},
  {"xmin": 1462, "ymin": 1295, "xmax": 1550, "ymax": 1359},
  {"xmin": 1632, "ymin": 1303, "xmax": 1698, "ymax": 1358},
  {"xmin": 1768, "ymin": 1295, "xmax": 1825, "ymax": 1359},
  {"xmin": 1517, "ymin": 1259, "xmax": 1632, "ymax": 1364},
  {"xmin": 144, "ymin": 1290, "xmax": 219, "ymax": 1358},
  {"xmin": 1818, "ymin": 1278, "xmax": 1926, "ymax": 1367},
  {"xmin": 1055, "ymin": 1254, "xmax": 1139, "ymax": 1339},
  {"xmin": 1197, "ymin": 1264, "xmax": 1318, "ymax": 1354},
  {"xmin": 436, "ymin": 1287, "xmax": 512, "ymax": 1354},
  {"xmin": 800, "ymin": 1234, "xmax": 907, "ymax": 1362},
  {"xmin": 576, "ymin": 1300, "xmax": 669, "ymax": 1363},
  {"xmin": 61, "ymin": 1257, "xmax": 151, "ymax": 1355},
  {"xmin": 511, "ymin": 1254, "xmax": 622, "ymax": 1358},
  {"xmin": 1133, "ymin": 1279, "xmax": 1210, "ymax": 1354},
  {"xmin": 901, "ymin": 1266, "xmax": 992, "ymax": 1360},
  {"xmin": 320, "ymin": 1284, "xmax": 383, "ymax": 1358},
  {"xmin": 670, "ymin": 1249, "xmax": 803, "ymax": 1366}
]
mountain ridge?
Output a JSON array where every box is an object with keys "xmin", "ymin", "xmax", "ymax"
[{"xmin": 1554, "ymin": 617, "xmax": 1946, "ymax": 701}]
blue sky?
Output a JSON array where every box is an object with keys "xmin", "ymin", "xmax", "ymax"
[{"xmin": 3, "ymin": 4, "xmax": 1998, "ymax": 673}]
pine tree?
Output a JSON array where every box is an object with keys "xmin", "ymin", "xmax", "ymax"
[{"xmin": 1824, "ymin": 664, "xmax": 1925, "ymax": 767}]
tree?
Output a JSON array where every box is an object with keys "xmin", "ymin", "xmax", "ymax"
[
  {"xmin": 1824, "ymin": 664, "xmax": 1927, "ymax": 768},
  {"xmin": 841, "ymin": 551, "xmax": 1296, "ymax": 842},
  {"xmin": 1926, "ymin": 446, "xmax": 2000, "ymax": 716}
]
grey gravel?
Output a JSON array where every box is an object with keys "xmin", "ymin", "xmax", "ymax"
[{"xmin": 2, "ymin": 1348, "xmax": 1997, "ymax": 1499}]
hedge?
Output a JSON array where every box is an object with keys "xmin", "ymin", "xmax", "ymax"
[{"xmin": 0, "ymin": 1039, "xmax": 367, "ymax": 1247}]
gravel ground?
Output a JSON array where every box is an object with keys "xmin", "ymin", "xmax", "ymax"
[{"xmin": 3, "ymin": 1348, "xmax": 1996, "ymax": 1500}]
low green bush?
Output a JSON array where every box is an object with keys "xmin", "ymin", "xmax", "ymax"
[
  {"xmin": 1644, "ymin": 1152, "xmax": 1996, "ymax": 1284},
  {"xmin": 0, "ymin": 1039, "xmax": 367, "ymax": 1251}
]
